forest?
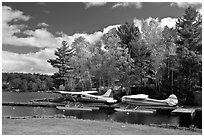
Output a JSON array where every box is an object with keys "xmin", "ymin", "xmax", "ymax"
[
  {"xmin": 2, "ymin": 7, "xmax": 202, "ymax": 105},
  {"xmin": 2, "ymin": 72, "xmax": 54, "ymax": 92}
]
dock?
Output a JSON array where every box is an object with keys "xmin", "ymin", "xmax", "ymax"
[
  {"xmin": 56, "ymin": 106, "xmax": 99, "ymax": 111},
  {"xmin": 172, "ymin": 108, "xmax": 196, "ymax": 115},
  {"xmin": 115, "ymin": 108, "xmax": 156, "ymax": 114},
  {"xmin": 89, "ymin": 104, "xmax": 120, "ymax": 110}
]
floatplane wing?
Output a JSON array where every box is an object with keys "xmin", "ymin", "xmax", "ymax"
[
  {"xmin": 57, "ymin": 90, "xmax": 98, "ymax": 95},
  {"xmin": 57, "ymin": 89, "xmax": 117, "ymax": 104}
]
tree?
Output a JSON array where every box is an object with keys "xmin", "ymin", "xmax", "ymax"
[
  {"xmin": 31, "ymin": 82, "xmax": 38, "ymax": 92},
  {"xmin": 47, "ymin": 41, "xmax": 75, "ymax": 90},
  {"xmin": 45, "ymin": 77, "xmax": 54, "ymax": 90},
  {"xmin": 175, "ymin": 6, "xmax": 202, "ymax": 103},
  {"xmin": 20, "ymin": 79, "xmax": 28, "ymax": 91},
  {"xmin": 70, "ymin": 36, "xmax": 93, "ymax": 90},
  {"xmin": 161, "ymin": 26, "xmax": 178, "ymax": 95},
  {"xmin": 117, "ymin": 22, "xmax": 154, "ymax": 88},
  {"xmin": 41, "ymin": 80, "xmax": 47, "ymax": 91},
  {"xmin": 10, "ymin": 78, "xmax": 22, "ymax": 89},
  {"xmin": 116, "ymin": 22, "xmax": 140, "ymax": 58},
  {"xmin": 131, "ymin": 39, "xmax": 153, "ymax": 85}
]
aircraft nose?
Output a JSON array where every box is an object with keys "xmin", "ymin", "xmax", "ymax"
[{"xmin": 122, "ymin": 96, "xmax": 126, "ymax": 103}]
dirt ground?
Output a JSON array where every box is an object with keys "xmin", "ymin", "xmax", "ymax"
[{"xmin": 2, "ymin": 117, "xmax": 201, "ymax": 135}]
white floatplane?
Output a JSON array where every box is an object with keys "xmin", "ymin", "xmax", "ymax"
[
  {"xmin": 122, "ymin": 94, "xmax": 178, "ymax": 107},
  {"xmin": 57, "ymin": 89, "xmax": 117, "ymax": 104}
]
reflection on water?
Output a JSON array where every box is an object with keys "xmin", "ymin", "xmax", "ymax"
[
  {"xmin": 2, "ymin": 92, "xmax": 201, "ymax": 129},
  {"xmin": 59, "ymin": 109, "xmax": 180, "ymax": 126},
  {"xmin": 2, "ymin": 92, "xmax": 61, "ymax": 103},
  {"xmin": 3, "ymin": 106, "xmax": 191, "ymax": 128},
  {"xmin": 2, "ymin": 106, "xmax": 60, "ymax": 117}
]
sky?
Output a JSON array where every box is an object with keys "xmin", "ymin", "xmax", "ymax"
[{"xmin": 2, "ymin": 1, "xmax": 202, "ymax": 75}]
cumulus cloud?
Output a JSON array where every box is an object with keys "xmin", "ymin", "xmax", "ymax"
[
  {"xmin": 57, "ymin": 24, "xmax": 119, "ymax": 45},
  {"xmin": 170, "ymin": 2, "xmax": 202, "ymax": 8},
  {"xmin": 133, "ymin": 18, "xmax": 143, "ymax": 31},
  {"xmin": 170, "ymin": 2, "xmax": 202, "ymax": 14},
  {"xmin": 37, "ymin": 22, "xmax": 49, "ymax": 27},
  {"xmin": 160, "ymin": 17, "xmax": 177, "ymax": 28},
  {"xmin": 133, "ymin": 17, "xmax": 177, "ymax": 31},
  {"xmin": 2, "ymin": 50, "xmax": 58, "ymax": 75},
  {"xmin": 2, "ymin": 5, "xmax": 120, "ymax": 74},
  {"xmin": 112, "ymin": 2, "xmax": 142, "ymax": 9},
  {"xmin": 3, "ymin": 27, "xmax": 60, "ymax": 48},
  {"xmin": 2, "ymin": 6, "xmax": 61, "ymax": 48},
  {"xmin": 43, "ymin": 10, "xmax": 50, "ymax": 14},
  {"xmin": 2, "ymin": 6, "xmax": 30, "ymax": 41},
  {"xmin": 84, "ymin": 2, "xmax": 107, "ymax": 9},
  {"xmin": 2, "ymin": 6, "xmax": 31, "ymax": 23}
]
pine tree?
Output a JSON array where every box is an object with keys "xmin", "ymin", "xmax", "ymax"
[
  {"xmin": 175, "ymin": 6, "xmax": 202, "ymax": 103},
  {"xmin": 47, "ymin": 41, "xmax": 75, "ymax": 89},
  {"xmin": 116, "ymin": 22, "xmax": 140, "ymax": 58},
  {"xmin": 117, "ymin": 22, "xmax": 153, "ymax": 87}
]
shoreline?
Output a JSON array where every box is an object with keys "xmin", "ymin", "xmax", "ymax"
[{"xmin": 2, "ymin": 116, "xmax": 202, "ymax": 135}]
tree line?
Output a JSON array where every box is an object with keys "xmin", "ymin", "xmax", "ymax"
[
  {"xmin": 48, "ymin": 7, "xmax": 202, "ymax": 105},
  {"xmin": 2, "ymin": 73, "xmax": 54, "ymax": 92}
]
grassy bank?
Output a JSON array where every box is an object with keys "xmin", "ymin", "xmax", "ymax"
[{"xmin": 2, "ymin": 117, "xmax": 201, "ymax": 135}]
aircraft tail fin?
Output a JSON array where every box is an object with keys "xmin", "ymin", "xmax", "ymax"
[
  {"xmin": 165, "ymin": 94, "xmax": 178, "ymax": 106},
  {"xmin": 102, "ymin": 88, "xmax": 113, "ymax": 97}
]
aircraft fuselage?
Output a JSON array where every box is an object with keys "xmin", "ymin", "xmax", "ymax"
[
  {"xmin": 122, "ymin": 97, "xmax": 169, "ymax": 106},
  {"xmin": 64, "ymin": 94, "xmax": 116, "ymax": 104}
]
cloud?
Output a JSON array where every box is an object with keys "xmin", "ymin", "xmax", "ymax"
[
  {"xmin": 3, "ymin": 27, "xmax": 60, "ymax": 48},
  {"xmin": 2, "ymin": 49, "xmax": 58, "ymax": 75},
  {"xmin": 112, "ymin": 2, "xmax": 142, "ymax": 9},
  {"xmin": 160, "ymin": 17, "xmax": 177, "ymax": 28},
  {"xmin": 170, "ymin": 2, "xmax": 202, "ymax": 8},
  {"xmin": 133, "ymin": 17, "xmax": 177, "ymax": 30},
  {"xmin": 133, "ymin": 18, "xmax": 143, "ymax": 31},
  {"xmin": 84, "ymin": 2, "xmax": 143, "ymax": 9},
  {"xmin": 2, "ymin": 6, "xmax": 61, "ymax": 48},
  {"xmin": 37, "ymin": 22, "xmax": 49, "ymax": 27},
  {"xmin": 2, "ymin": 6, "xmax": 31, "ymax": 23},
  {"xmin": 171, "ymin": 2, "xmax": 202, "ymax": 15},
  {"xmin": 84, "ymin": 2, "xmax": 107, "ymax": 9},
  {"xmin": 2, "ymin": 6, "xmax": 120, "ymax": 74},
  {"xmin": 43, "ymin": 10, "xmax": 50, "ymax": 14},
  {"xmin": 57, "ymin": 24, "xmax": 119, "ymax": 45},
  {"xmin": 37, "ymin": 2, "xmax": 46, "ymax": 6}
]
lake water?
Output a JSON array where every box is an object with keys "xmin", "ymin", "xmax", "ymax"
[{"xmin": 2, "ymin": 92, "xmax": 201, "ymax": 129}]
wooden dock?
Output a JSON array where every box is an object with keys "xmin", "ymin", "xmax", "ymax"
[
  {"xmin": 115, "ymin": 108, "xmax": 156, "ymax": 114},
  {"xmin": 56, "ymin": 106, "xmax": 99, "ymax": 111},
  {"xmin": 172, "ymin": 108, "xmax": 196, "ymax": 115},
  {"xmin": 89, "ymin": 104, "xmax": 120, "ymax": 110}
]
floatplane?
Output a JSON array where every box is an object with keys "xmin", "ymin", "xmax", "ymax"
[
  {"xmin": 121, "ymin": 94, "xmax": 178, "ymax": 109},
  {"xmin": 57, "ymin": 89, "xmax": 117, "ymax": 104},
  {"xmin": 55, "ymin": 89, "xmax": 118, "ymax": 111}
]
